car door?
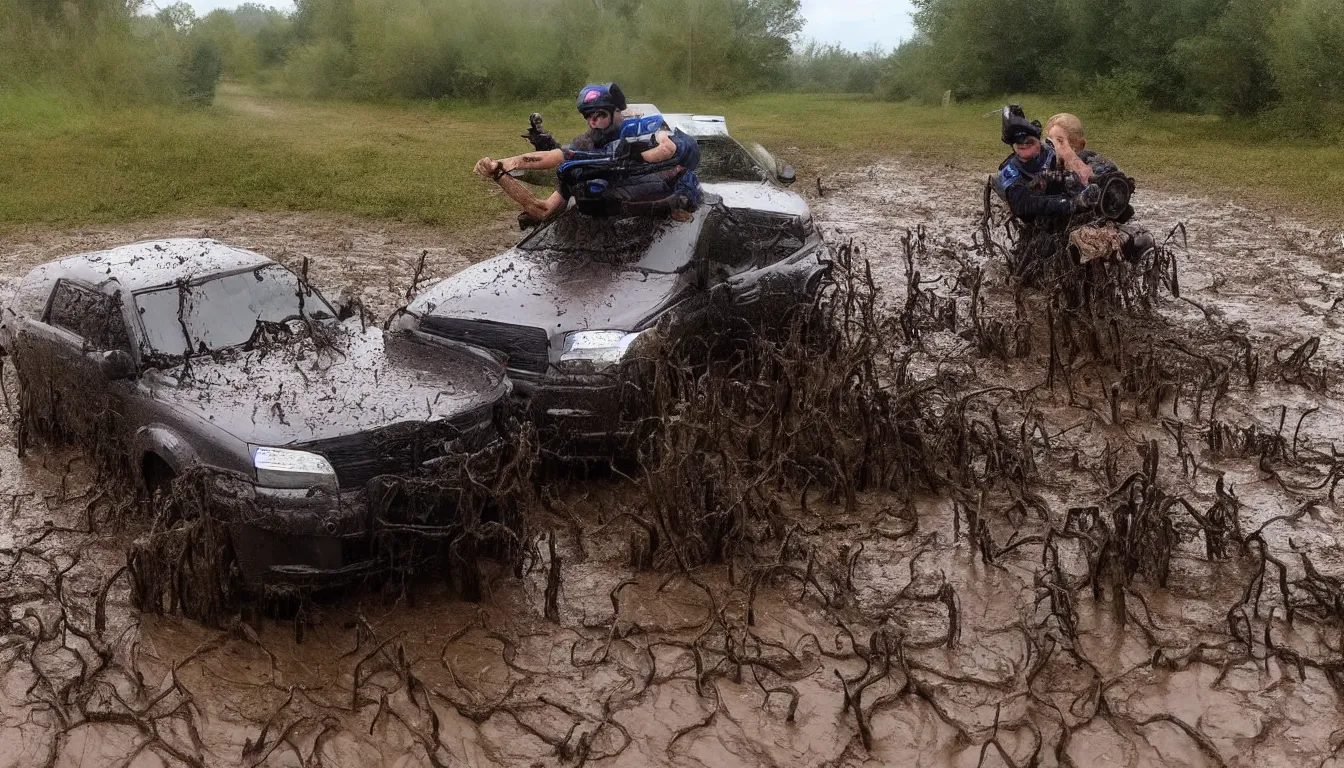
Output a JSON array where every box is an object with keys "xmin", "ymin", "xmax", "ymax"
[
  {"xmin": 14, "ymin": 279, "xmax": 136, "ymax": 449},
  {"xmin": 698, "ymin": 207, "xmax": 811, "ymax": 331}
]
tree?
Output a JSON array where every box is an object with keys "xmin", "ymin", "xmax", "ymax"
[
  {"xmin": 155, "ymin": 0, "xmax": 196, "ymax": 32},
  {"xmin": 180, "ymin": 37, "xmax": 223, "ymax": 104},
  {"xmin": 1175, "ymin": 0, "xmax": 1283, "ymax": 116}
]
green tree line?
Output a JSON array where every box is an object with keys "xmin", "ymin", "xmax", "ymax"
[
  {"xmin": 5, "ymin": 0, "xmax": 1342, "ymax": 136},
  {"xmin": 880, "ymin": 0, "xmax": 1344, "ymax": 134},
  {"xmin": 218, "ymin": 0, "xmax": 805, "ymax": 100},
  {"xmin": 1, "ymin": 0, "xmax": 224, "ymax": 104},
  {"xmin": 1, "ymin": 0, "xmax": 814, "ymax": 103}
]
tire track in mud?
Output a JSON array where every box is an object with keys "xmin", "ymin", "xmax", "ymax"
[{"xmin": 3, "ymin": 163, "xmax": 1344, "ymax": 767}]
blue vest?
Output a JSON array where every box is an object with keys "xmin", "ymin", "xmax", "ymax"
[
  {"xmin": 993, "ymin": 144, "xmax": 1056, "ymax": 198},
  {"xmin": 558, "ymin": 114, "xmax": 702, "ymax": 216}
]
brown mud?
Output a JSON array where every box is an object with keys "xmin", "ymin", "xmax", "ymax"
[{"xmin": 3, "ymin": 163, "xmax": 1344, "ymax": 767}]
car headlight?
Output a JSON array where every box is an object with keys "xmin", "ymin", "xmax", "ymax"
[
  {"xmin": 557, "ymin": 330, "xmax": 643, "ymax": 374},
  {"xmin": 252, "ymin": 447, "xmax": 339, "ymax": 491}
]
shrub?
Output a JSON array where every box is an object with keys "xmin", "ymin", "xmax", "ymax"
[
  {"xmin": 1088, "ymin": 70, "xmax": 1151, "ymax": 123},
  {"xmin": 180, "ymin": 38, "xmax": 224, "ymax": 106}
]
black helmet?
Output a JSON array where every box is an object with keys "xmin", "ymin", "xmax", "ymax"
[
  {"xmin": 577, "ymin": 83, "xmax": 627, "ymax": 116},
  {"xmin": 1001, "ymin": 104, "xmax": 1042, "ymax": 145}
]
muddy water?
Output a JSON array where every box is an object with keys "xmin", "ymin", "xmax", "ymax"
[{"xmin": 3, "ymin": 167, "xmax": 1344, "ymax": 767}]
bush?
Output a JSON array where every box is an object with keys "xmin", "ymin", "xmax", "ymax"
[
  {"xmin": 1267, "ymin": 0, "xmax": 1344, "ymax": 133},
  {"xmin": 1088, "ymin": 70, "xmax": 1151, "ymax": 124},
  {"xmin": 284, "ymin": 39, "xmax": 356, "ymax": 98},
  {"xmin": 277, "ymin": 0, "xmax": 802, "ymax": 101},
  {"xmin": 180, "ymin": 38, "xmax": 224, "ymax": 106},
  {"xmin": 786, "ymin": 41, "xmax": 887, "ymax": 94},
  {"xmin": 0, "ymin": 0, "xmax": 187, "ymax": 105},
  {"xmin": 879, "ymin": 0, "xmax": 1341, "ymax": 135},
  {"xmin": 876, "ymin": 39, "xmax": 948, "ymax": 104}
]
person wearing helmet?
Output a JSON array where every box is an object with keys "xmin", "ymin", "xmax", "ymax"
[
  {"xmin": 473, "ymin": 83, "xmax": 682, "ymax": 221},
  {"xmin": 992, "ymin": 105, "xmax": 1100, "ymax": 222},
  {"xmin": 992, "ymin": 106, "xmax": 1153, "ymax": 269}
]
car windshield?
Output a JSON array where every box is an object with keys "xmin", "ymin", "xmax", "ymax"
[
  {"xmin": 697, "ymin": 138, "xmax": 770, "ymax": 183},
  {"xmin": 520, "ymin": 213, "xmax": 670, "ymax": 257},
  {"xmin": 518, "ymin": 207, "xmax": 707, "ymax": 273},
  {"xmin": 134, "ymin": 264, "xmax": 333, "ymax": 356}
]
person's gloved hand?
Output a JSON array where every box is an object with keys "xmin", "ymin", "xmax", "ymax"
[{"xmin": 1072, "ymin": 184, "xmax": 1101, "ymax": 211}]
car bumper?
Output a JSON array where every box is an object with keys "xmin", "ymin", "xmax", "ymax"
[
  {"xmin": 514, "ymin": 373, "xmax": 641, "ymax": 457},
  {"xmin": 225, "ymin": 484, "xmax": 375, "ymax": 590},
  {"xmin": 217, "ymin": 438, "xmax": 511, "ymax": 588}
]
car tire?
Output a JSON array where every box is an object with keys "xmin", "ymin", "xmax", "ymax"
[
  {"xmin": 128, "ymin": 474, "xmax": 243, "ymax": 627},
  {"xmin": 4, "ymin": 361, "xmax": 28, "ymax": 458}
]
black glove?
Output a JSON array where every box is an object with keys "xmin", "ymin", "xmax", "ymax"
[{"xmin": 1072, "ymin": 184, "xmax": 1101, "ymax": 211}]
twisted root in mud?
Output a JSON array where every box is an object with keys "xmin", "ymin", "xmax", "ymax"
[
  {"xmin": 585, "ymin": 215, "xmax": 1344, "ymax": 761},
  {"xmin": 125, "ymin": 415, "xmax": 538, "ymax": 633},
  {"xmin": 12, "ymin": 220, "xmax": 1344, "ymax": 765}
]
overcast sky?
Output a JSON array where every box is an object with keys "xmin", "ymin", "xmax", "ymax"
[
  {"xmin": 177, "ymin": 0, "xmax": 917, "ymax": 52},
  {"xmin": 798, "ymin": 0, "xmax": 916, "ymax": 51}
]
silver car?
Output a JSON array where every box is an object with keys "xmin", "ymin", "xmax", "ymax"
[
  {"xmin": 0, "ymin": 238, "xmax": 510, "ymax": 588},
  {"xmin": 397, "ymin": 111, "xmax": 830, "ymax": 457}
]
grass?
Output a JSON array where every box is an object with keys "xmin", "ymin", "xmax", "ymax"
[{"xmin": 1, "ymin": 84, "xmax": 1341, "ymax": 231}]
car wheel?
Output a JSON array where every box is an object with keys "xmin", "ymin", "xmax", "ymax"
[
  {"xmin": 3, "ymin": 361, "xmax": 28, "ymax": 458},
  {"xmin": 128, "ymin": 477, "xmax": 242, "ymax": 627},
  {"xmin": 142, "ymin": 455, "xmax": 176, "ymax": 503},
  {"xmin": 128, "ymin": 519, "xmax": 241, "ymax": 626}
]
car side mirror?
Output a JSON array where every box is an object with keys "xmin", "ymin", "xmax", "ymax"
[
  {"xmin": 98, "ymin": 349, "xmax": 136, "ymax": 379},
  {"xmin": 777, "ymin": 164, "xmax": 796, "ymax": 186}
]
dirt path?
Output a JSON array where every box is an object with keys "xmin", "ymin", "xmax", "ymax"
[{"xmin": 3, "ymin": 163, "xmax": 1344, "ymax": 767}]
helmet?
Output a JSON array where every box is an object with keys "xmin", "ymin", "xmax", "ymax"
[
  {"xmin": 1001, "ymin": 104, "xmax": 1042, "ymax": 145},
  {"xmin": 576, "ymin": 83, "xmax": 627, "ymax": 116}
]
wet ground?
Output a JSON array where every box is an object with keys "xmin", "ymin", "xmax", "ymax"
[{"xmin": 4, "ymin": 163, "xmax": 1344, "ymax": 767}]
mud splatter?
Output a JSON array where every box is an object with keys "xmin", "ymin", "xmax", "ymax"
[{"xmin": 3, "ymin": 163, "xmax": 1344, "ymax": 767}]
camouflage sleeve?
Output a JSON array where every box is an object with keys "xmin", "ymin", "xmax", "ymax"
[{"xmin": 1080, "ymin": 149, "xmax": 1120, "ymax": 177}]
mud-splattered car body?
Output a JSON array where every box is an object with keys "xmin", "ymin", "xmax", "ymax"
[
  {"xmin": 400, "ymin": 115, "xmax": 828, "ymax": 457},
  {"xmin": 0, "ymin": 239, "xmax": 510, "ymax": 587}
]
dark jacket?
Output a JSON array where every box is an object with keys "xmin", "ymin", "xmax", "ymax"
[
  {"xmin": 993, "ymin": 143, "xmax": 1130, "ymax": 224},
  {"xmin": 993, "ymin": 141, "xmax": 1074, "ymax": 221}
]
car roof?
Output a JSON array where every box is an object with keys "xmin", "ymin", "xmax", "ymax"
[
  {"xmin": 25, "ymin": 238, "xmax": 274, "ymax": 294},
  {"xmin": 627, "ymin": 103, "xmax": 730, "ymax": 138}
]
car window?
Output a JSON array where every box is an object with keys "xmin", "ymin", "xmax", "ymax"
[
  {"xmin": 46, "ymin": 281, "xmax": 131, "ymax": 351},
  {"xmin": 699, "ymin": 208, "xmax": 807, "ymax": 270},
  {"xmin": 134, "ymin": 264, "xmax": 333, "ymax": 357},
  {"xmin": 697, "ymin": 138, "xmax": 769, "ymax": 183}
]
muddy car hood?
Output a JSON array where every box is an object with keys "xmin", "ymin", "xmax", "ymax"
[
  {"xmin": 143, "ymin": 325, "xmax": 507, "ymax": 447},
  {"xmin": 701, "ymin": 182, "xmax": 811, "ymax": 218},
  {"xmin": 410, "ymin": 248, "xmax": 691, "ymax": 335}
]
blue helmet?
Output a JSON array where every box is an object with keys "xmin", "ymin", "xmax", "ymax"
[{"xmin": 577, "ymin": 83, "xmax": 627, "ymax": 116}]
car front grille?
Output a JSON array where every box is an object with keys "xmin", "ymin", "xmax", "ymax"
[
  {"xmin": 419, "ymin": 317, "xmax": 550, "ymax": 374},
  {"xmin": 299, "ymin": 403, "xmax": 499, "ymax": 489}
]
